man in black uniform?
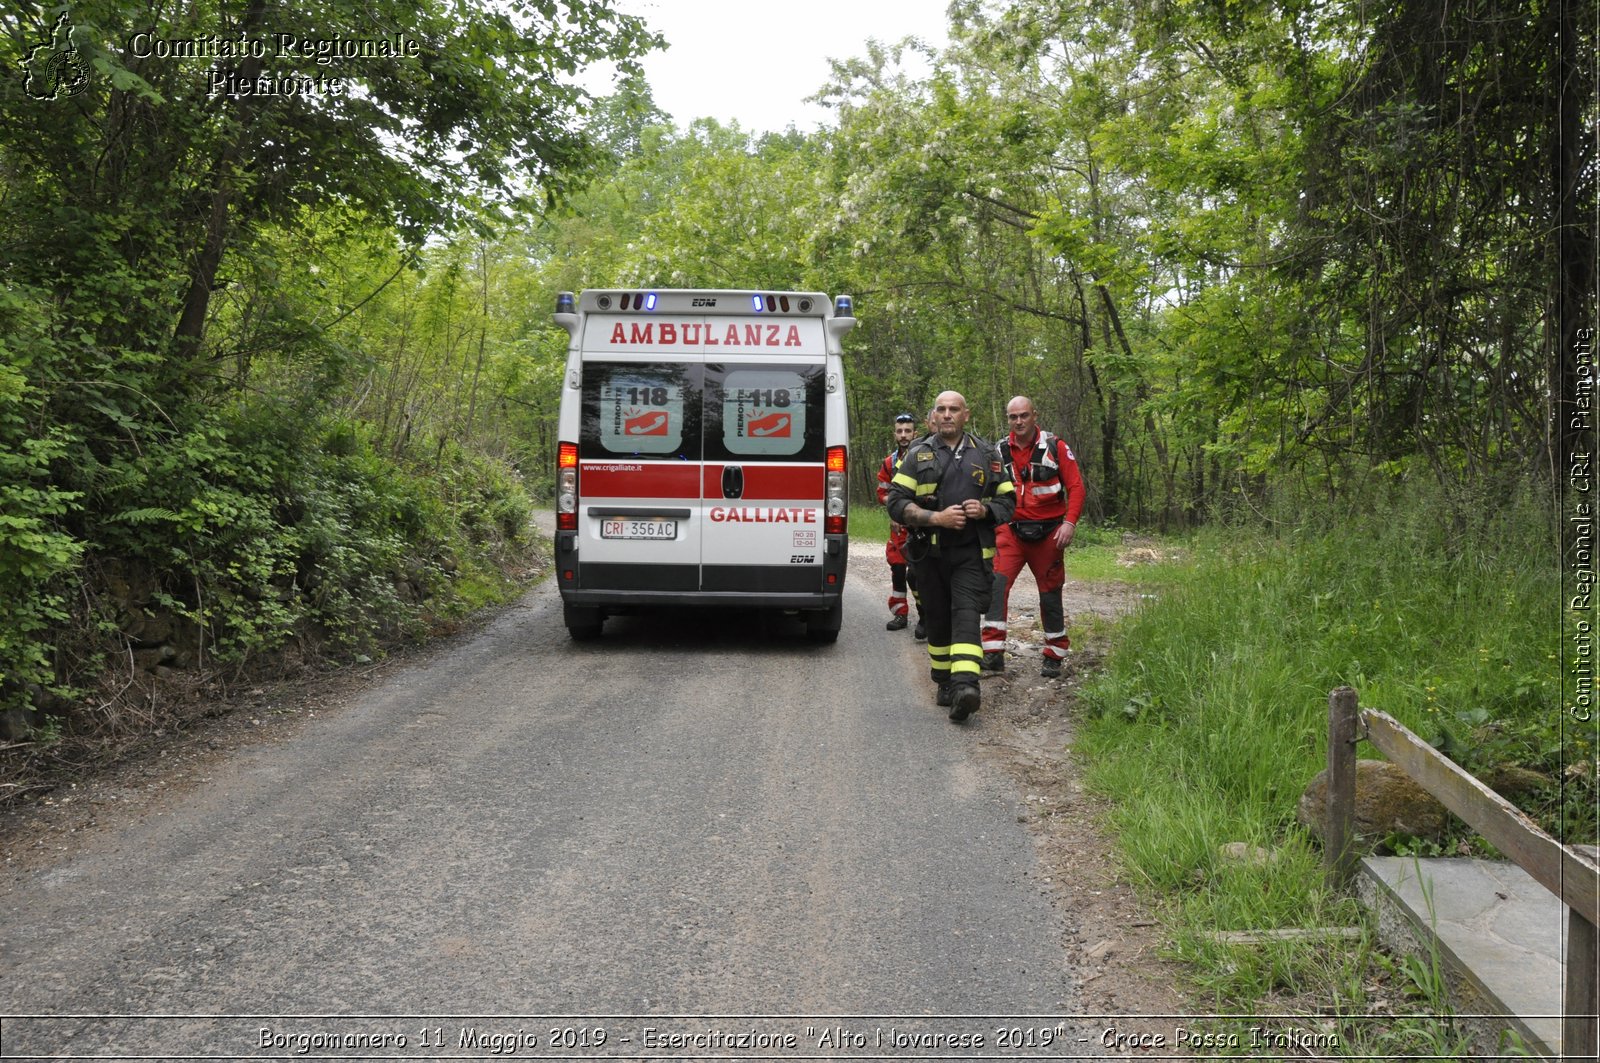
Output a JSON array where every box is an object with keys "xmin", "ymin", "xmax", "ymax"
[{"xmin": 886, "ymin": 391, "xmax": 1016, "ymax": 722}]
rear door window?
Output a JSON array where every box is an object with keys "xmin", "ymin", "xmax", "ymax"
[
  {"xmin": 579, "ymin": 363, "xmax": 700, "ymax": 459},
  {"xmin": 703, "ymin": 363, "xmax": 824, "ymax": 463}
]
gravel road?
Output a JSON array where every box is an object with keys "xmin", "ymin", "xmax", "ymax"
[{"xmin": 0, "ymin": 531, "xmax": 1115, "ymax": 1058}]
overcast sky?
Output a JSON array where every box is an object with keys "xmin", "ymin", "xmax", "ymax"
[{"xmin": 591, "ymin": 0, "xmax": 952, "ymax": 135}]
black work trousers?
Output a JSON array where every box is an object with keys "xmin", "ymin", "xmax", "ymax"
[{"xmin": 912, "ymin": 540, "xmax": 990, "ymax": 689}]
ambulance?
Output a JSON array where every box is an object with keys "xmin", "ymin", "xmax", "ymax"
[{"xmin": 551, "ymin": 289, "xmax": 856, "ymax": 642}]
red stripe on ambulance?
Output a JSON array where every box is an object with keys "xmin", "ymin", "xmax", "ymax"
[
  {"xmin": 702, "ymin": 465, "xmax": 824, "ymax": 500},
  {"xmin": 580, "ymin": 462, "xmax": 699, "ymax": 499}
]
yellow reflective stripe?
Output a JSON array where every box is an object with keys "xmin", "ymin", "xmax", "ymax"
[
  {"xmin": 927, "ymin": 644, "xmax": 951, "ymax": 655},
  {"xmin": 915, "ymin": 482, "xmax": 939, "ymax": 496},
  {"xmin": 995, "ymin": 481, "xmax": 1016, "ymax": 495},
  {"xmin": 950, "ymin": 660, "xmax": 981, "ymax": 675},
  {"xmin": 950, "ymin": 643, "xmax": 982, "ymax": 657},
  {"xmin": 930, "ymin": 659, "xmax": 952, "ymax": 673},
  {"xmin": 891, "ymin": 472, "xmax": 918, "ymax": 489},
  {"xmin": 982, "ymin": 546, "xmax": 996, "ymax": 560}
]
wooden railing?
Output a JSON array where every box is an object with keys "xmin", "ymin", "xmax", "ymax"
[{"xmin": 1325, "ymin": 686, "xmax": 1600, "ymax": 1059}]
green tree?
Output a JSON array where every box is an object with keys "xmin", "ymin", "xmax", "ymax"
[{"xmin": 0, "ymin": 0, "xmax": 659, "ymax": 705}]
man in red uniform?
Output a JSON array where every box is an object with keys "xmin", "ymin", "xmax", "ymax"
[
  {"xmin": 876, "ymin": 413, "xmax": 923, "ymax": 636},
  {"xmin": 981, "ymin": 395, "xmax": 1085, "ymax": 678}
]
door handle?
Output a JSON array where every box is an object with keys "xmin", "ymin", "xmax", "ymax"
[{"xmin": 721, "ymin": 465, "xmax": 744, "ymax": 499}]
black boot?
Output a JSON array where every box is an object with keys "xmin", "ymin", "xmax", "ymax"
[{"xmin": 949, "ymin": 685, "xmax": 980, "ymax": 722}]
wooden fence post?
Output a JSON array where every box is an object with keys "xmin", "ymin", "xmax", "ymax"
[
  {"xmin": 1325, "ymin": 686, "xmax": 1359, "ymax": 890},
  {"xmin": 1566, "ymin": 908, "xmax": 1599, "ymax": 1061}
]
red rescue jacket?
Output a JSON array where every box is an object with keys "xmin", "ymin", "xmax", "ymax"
[
  {"xmin": 1004, "ymin": 430, "xmax": 1085, "ymax": 524},
  {"xmin": 878, "ymin": 446, "xmax": 912, "ymax": 546}
]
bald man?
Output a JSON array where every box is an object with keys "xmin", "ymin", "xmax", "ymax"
[
  {"xmin": 981, "ymin": 396, "xmax": 1085, "ymax": 678},
  {"xmin": 885, "ymin": 391, "xmax": 1016, "ymax": 722}
]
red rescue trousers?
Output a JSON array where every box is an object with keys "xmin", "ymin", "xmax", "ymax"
[
  {"xmin": 886, "ymin": 524, "xmax": 916, "ymax": 617},
  {"xmin": 982, "ymin": 524, "xmax": 1069, "ymax": 661}
]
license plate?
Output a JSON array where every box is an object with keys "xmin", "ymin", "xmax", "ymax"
[{"xmin": 601, "ymin": 518, "xmax": 677, "ymax": 540}]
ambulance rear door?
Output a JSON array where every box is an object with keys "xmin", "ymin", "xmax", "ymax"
[
  {"xmin": 574, "ymin": 322, "xmax": 705, "ymax": 594},
  {"xmin": 699, "ymin": 318, "xmax": 829, "ymax": 596}
]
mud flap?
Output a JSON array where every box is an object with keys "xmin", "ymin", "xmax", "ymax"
[
  {"xmin": 564, "ymin": 603, "xmax": 603, "ymax": 642},
  {"xmin": 806, "ymin": 601, "xmax": 842, "ymax": 644}
]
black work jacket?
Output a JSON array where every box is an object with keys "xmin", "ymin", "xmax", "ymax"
[{"xmin": 885, "ymin": 432, "xmax": 1016, "ymax": 554}]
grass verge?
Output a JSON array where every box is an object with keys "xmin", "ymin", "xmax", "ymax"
[{"xmin": 1074, "ymin": 482, "xmax": 1565, "ymax": 1055}]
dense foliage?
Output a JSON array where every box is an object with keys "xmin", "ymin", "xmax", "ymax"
[
  {"xmin": 0, "ymin": 0, "xmax": 657, "ymax": 723},
  {"xmin": 524, "ymin": 0, "xmax": 1591, "ymax": 527}
]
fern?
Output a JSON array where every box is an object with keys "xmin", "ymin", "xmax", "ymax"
[{"xmin": 110, "ymin": 507, "xmax": 181, "ymax": 525}]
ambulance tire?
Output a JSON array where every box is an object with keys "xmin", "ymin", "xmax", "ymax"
[
  {"xmin": 564, "ymin": 604, "xmax": 604, "ymax": 642},
  {"xmin": 805, "ymin": 602, "xmax": 843, "ymax": 644}
]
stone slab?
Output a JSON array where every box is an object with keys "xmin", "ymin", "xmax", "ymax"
[{"xmin": 1362, "ymin": 855, "xmax": 1566, "ymax": 1058}]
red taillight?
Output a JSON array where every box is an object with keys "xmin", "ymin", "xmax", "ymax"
[
  {"xmin": 557, "ymin": 442, "xmax": 578, "ymax": 531},
  {"xmin": 825, "ymin": 445, "xmax": 847, "ymax": 535}
]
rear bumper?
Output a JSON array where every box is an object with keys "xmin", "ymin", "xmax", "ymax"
[
  {"xmin": 555, "ymin": 530, "xmax": 847, "ymax": 609},
  {"xmin": 561, "ymin": 589, "xmax": 843, "ymax": 609}
]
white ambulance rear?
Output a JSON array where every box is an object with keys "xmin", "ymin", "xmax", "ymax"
[{"xmin": 551, "ymin": 289, "xmax": 855, "ymax": 642}]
